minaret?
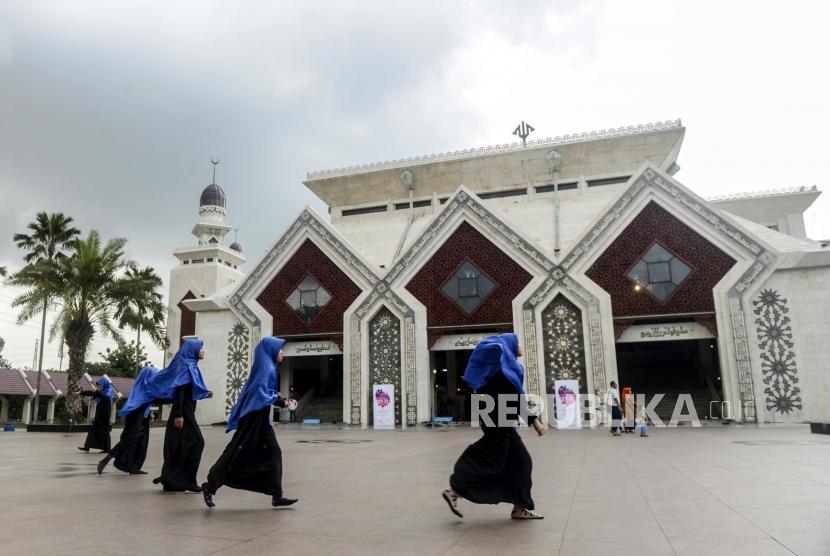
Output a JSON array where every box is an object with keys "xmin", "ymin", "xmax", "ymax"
[{"xmin": 166, "ymin": 160, "xmax": 247, "ymax": 358}]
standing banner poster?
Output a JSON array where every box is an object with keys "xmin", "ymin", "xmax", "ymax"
[
  {"xmin": 554, "ymin": 380, "xmax": 581, "ymax": 429},
  {"xmin": 373, "ymin": 383, "xmax": 395, "ymax": 429}
]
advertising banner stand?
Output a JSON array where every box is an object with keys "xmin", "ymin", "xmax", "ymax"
[
  {"xmin": 373, "ymin": 383, "xmax": 395, "ymax": 430},
  {"xmin": 554, "ymin": 380, "xmax": 581, "ymax": 429}
]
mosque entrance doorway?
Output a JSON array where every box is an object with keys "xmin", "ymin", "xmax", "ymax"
[
  {"xmin": 281, "ymin": 340, "xmax": 343, "ymax": 423},
  {"xmin": 429, "ymin": 332, "xmax": 496, "ymax": 422},
  {"xmin": 615, "ymin": 322, "xmax": 725, "ymax": 424}
]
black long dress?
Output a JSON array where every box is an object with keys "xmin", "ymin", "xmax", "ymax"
[
  {"xmin": 205, "ymin": 403, "xmax": 285, "ymax": 497},
  {"xmin": 154, "ymin": 384, "xmax": 204, "ymax": 491},
  {"xmin": 109, "ymin": 404, "xmax": 151, "ymax": 474},
  {"xmin": 449, "ymin": 372, "xmax": 536, "ymax": 511},
  {"xmin": 82, "ymin": 391, "xmax": 112, "ymax": 452}
]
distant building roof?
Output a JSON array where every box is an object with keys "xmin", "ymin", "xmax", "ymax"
[
  {"xmin": 49, "ymin": 372, "xmax": 95, "ymax": 394},
  {"xmin": 0, "ymin": 369, "xmax": 34, "ymax": 396},
  {"xmin": 0, "ymin": 369, "xmax": 135, "ymax": 398},
  {"xmin": 108, "ymin": 376, "xmax": 135, "ymax": 397},
  {"xmin": 24, "ymin": 371, "xmax": 57, "ymax": 396}
]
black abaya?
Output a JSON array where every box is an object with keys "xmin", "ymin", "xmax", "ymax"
[
  {"xmin": 82, "ymin": 391, "xmax": 112, "ymax": 452},
  {"xmin": 449, "ymin": 372, "xmax": 536, "ymax": 511},
  {"xmin": 155, "ymin": 383, "xmax": 204, "ymax": 491},
  {"xmin": 205, "ymin": 405, "xmax": 283, "ymax": 497},
  {"xmin": 110, "ymin": 405, "xmax": 151, "ymax": 474}
]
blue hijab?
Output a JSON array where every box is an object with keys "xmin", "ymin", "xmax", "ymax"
[
  {"xmin": 226, "ymin": 337, "xmax": 285, "ymax": 432},
  {"xmin": 147, "ymin": 338, "xmax": 211, "ymax": 402},
  {"xmin": 118, "ymin": 365, "xmax": 158, "ymax": 418},
  {"xmin": 96, "ymin": 376, "xmax": 116, "ymax": 404},
  {"xmin": 462, "ymin": 333, "xmax": 525, "ymax": 394}
]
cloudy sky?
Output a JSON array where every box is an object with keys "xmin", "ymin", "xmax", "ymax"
[{"xmin": 1, "ymin": 0, "xmax": 828, "ymax": 369}]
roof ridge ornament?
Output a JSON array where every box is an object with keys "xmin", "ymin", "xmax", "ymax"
[
  {"xmin": 306, "ymin": 119, "xmax": 683, "ymax": 180},
  {"xmin": 513, "ymin": 121, "xmax": 535, "ymax": 147},
  {"xmin": 707, "ymin": 185, "xmax": 818, "ymax": 202},
  {"xmin": 211, "ymin": 157, "xmax": 220, "ymax": 184}
]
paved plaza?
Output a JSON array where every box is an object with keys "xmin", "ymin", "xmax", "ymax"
[{"xmin": 0, "ymin": 424, "xmax": 828, "ymax": 555}]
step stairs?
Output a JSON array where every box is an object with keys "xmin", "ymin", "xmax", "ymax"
[
  {"xmin": 634, "ymin": 390, "xmax": 722, "ymax": 423},
  {"xmin": 298, "ymin": 395, "xmax": 343, "ymax": 424}
]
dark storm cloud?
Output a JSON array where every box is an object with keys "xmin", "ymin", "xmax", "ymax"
[{"xmin": 0, "ymin": 0, "xmax": 559, "ymax": 277}]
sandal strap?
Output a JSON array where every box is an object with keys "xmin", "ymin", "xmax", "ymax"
[{"xmin": 512, "ymin": 508, "xmax": 543, "ymax": 519}]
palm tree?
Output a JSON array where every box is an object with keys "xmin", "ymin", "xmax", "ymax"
[
  {"xmin": 11, "ymin": 212, "xmax": 80, "ymax": 421},
  {"xmin": 11, "ymin": 230, "xmax": 145, "ymax": 420},
  {"xmin": 115, "ymin": 265, "xmax": 168, "ymax": 374}
]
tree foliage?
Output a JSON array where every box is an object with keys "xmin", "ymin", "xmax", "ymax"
[{"xmin": 85, "ymin": 340, "xmax": 151, "ymax": 378}]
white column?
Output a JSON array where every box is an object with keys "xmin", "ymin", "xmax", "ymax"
[
  {"xmin": 47, "ymin": 396, "xmax": 58, "ymax": 424},
  {"xmin": 110, "ymin": 401, "xmax": 117, "ymax": 424},
  {"xmin": 21, "ymin": 396, "xmax": 33, "ymax": 425},
  {"xmin": 87, "ymin": 399, "xmax": 95, "ymax": 423},
  {"xmin": 0, "ymin": 395, "xmax": 8, "ymax": 423}
]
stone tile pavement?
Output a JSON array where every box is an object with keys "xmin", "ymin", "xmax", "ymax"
[{"xmin": 0, "ymin": 423, "xmax": 828, "ymax": 555}]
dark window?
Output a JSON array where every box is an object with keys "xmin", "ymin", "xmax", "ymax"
[
  {"xmin": 183, "ymin": 260, "xmax": 190, "ymax": 265},
  {"xmin": 342, "ymin": 205, "xmax": 388, "ymax": 216},
  {"xmin": 192, "ymin": 259, "xmax": 204, "ymax": 264},
  {"xmin": 285, "ymin": 275, "xmax": 332, "ymax": 324},
  {"xmin": 206, "ymin": 257, "xmax": 214, "ymax": 262},
  {"xmin": 478, "ymin": 188, "xmax": 527, "ymax": 200},
  {"xmin": 439, "ymin": 198, "xmax": 449, "ymax": 204},
  {"xmin": 208, "ymin": 237, "xmax": 218, "ymax": 244},
  {"xmin": 441, "ymin": 260, "xmax": 496, "ymax": 315},
  {"xmin": 394, "ymin": 200, "xmax": 432, "ymax": 210},
  {"xmin": 627, "ymin": 243, "xmax": 692, "ymax": 303},
  {"xmin": 586, "ymin": 176, "xmax": 631, "ymax": 187},
  {"xmin": 535, "ymin": 182, "xmax": 578, "ymax": 194}
]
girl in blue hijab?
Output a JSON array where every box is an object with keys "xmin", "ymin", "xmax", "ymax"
[
  {"xmin": 78, "ymin": 376, "xmax": 115, "ymax": 453},
  {"xmin": 150, "ymin": 338, "xmax": 213, "ymax": 492},
  {"xmin": 97, "ymin": 366, "xmax": 158, "ymax": 475},
  {"xmin": 443, "ymin": 333, "xmax": 546, "ymax": 521},
  {"xmin": 202, "ymin": 337, "xmax": 298, "ymax": 509}
]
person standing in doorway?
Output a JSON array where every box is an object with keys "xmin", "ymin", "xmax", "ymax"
[
  {"xmin": 287, "ymin": 396, "xmax": 298, "ymax": 423},
  {"xmin": 202, "ymin": 336, "xmax": 298, "ymax": 508},
  {"xmin": 622, "ymin": 386, "xmax": 636, "ymax": 433},
  {"xmin": 607, "ymin": 381, "xmax": 622, "ymax": 436},
  {"xmin": 78, "ymin": 377, "xmax": 115, "ymax": 453},
  {"xmin": 149, "ymin": 338, "xmax": 213, "ymax": 492},
  {"xmin": 443, "ymin": 333, "xmax": 545, "ymax": 520}
]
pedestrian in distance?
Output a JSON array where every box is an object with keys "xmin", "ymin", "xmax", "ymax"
[
  {"xmin": 78, "ymin": 376, "xmax": 115, "ymax": 453},
  {"xmin": 287, "ymin": 395, "xmax": 298, "ymax": 423},
  {"xmin": 607, "ymin": 381, "xmax": 622, "ymax": 436}
]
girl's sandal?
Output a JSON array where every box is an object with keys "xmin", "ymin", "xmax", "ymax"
[
  {"xmin": 442, "ymin": 489, "xmax": 463, "ymax": 518},
  {"xmin": 511, "ymin": 508, "xmax": 544, "ymax": 519}
]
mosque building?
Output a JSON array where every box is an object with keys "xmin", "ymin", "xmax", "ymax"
[{"xmin": 165, "ymin": 120, "xmax": 829, "ymax": 427}]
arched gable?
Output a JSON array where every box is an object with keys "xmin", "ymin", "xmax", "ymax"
[
  {"xmin": 379, "ymin": 186, "xmax": 603, "ymax": 403},
  {"xmin": 558, "ymin": 163, "xmax": 778, "ymax": 422}
]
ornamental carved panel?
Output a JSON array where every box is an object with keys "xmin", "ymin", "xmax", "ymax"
[
  {"xmin": 542, "ymin": 295, "xmax": 587, "ymax": 393},
  {"xmin": 256, "ymin": 239, "xmax": 362, "ymax": 335},
  {"xmin": 369, "ymin": 307, "xmax": 402, "ymax": 425},
  {"xmin": 225, "ymin": 322, "xmax": 250, "ymax": 416},
  {"xmin": 753, "ymin": 289, "xmax": 802, "ymax": 414},
  {"xmin": 586, "ymin": 202, "xmax": 736, "ymax": 317},
  {"xmin": 405, "ymin": 222, "xmax": 532, "ymax": 328}
]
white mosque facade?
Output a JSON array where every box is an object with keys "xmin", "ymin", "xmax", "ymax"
[{"xmin": 165, "ymin": 120, "xmax": 830, "ymax": 427}]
